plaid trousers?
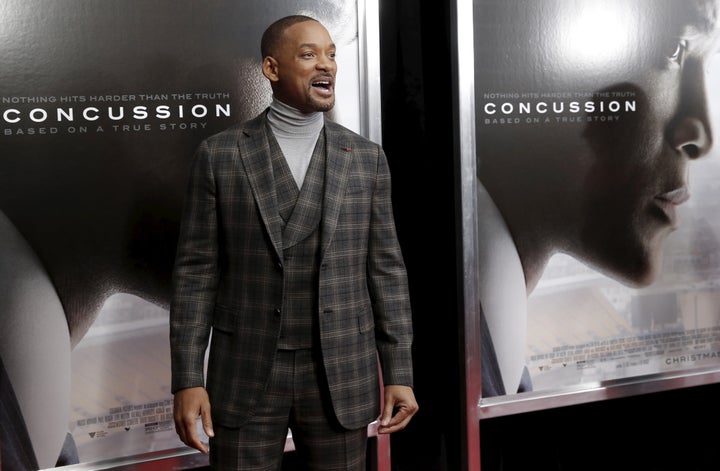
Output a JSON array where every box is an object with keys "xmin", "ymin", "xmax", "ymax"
[{"xmin": 209, "ymin": 349, "xmax": 368, "ymax": 470}]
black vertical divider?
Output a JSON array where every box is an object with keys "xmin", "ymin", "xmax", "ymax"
[{"xmin": 379, "ymin": 1, "xmax": 459, "ymax": 470}]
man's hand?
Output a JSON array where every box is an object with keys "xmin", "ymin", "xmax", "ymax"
[
  {"xmin": 173, "ymin": 387, "xmax": 214, "ymax": 454},
  {"xmin": 377, "ymin": 385, "xmax": 418, "ymax": 434}
]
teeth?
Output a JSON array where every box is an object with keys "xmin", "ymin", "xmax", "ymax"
[{"xmin": 313, "ymin": 81, "xmax": 331, "ymax": 90}]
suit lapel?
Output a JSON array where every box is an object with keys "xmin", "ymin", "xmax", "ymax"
[
  {"xmin": 237, "ymin": 112, "xmax": 284, "ymax": 260},
  {"xmin": 320, "ymin": 120, "xmax": 353, "ymax": 257}
]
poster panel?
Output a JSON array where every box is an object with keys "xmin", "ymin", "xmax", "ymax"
[
  {"xmin": 473, "ymin": 0, "xmax": 720, "ymax": 409},
  {"xmin": 0, "ymin": 1, "xmax": 367, "ymax": 469}
]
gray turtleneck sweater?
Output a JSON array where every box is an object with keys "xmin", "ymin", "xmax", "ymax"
[{"xmin": 266, "ymin": 98, "xmax": 324, "ymax": 188}]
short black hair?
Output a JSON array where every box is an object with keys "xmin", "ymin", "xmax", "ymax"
[{"xmin": 261, "ymin": 15, "xmax": 319, "ymax": 58}]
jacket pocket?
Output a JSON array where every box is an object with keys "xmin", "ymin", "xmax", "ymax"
[{"xmin": 357, "ymin": 306, "xmax": 375, "ymax": 334}]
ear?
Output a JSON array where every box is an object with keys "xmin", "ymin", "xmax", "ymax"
[{"xmin": 262, "ymin": 56, "xmax": 279, "ymax": 82}]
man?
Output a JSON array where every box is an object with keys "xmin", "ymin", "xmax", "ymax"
[
  {"xmin": 0, "ymin": 2, "xmax": 364, "ymax": 468},
  {"xmin": 170, "ymin": 15, "xmax": 417, "ymax": 469},
  {"xmin": 474, "ymin": 0, "xmax": 720, "ymax": 397}
]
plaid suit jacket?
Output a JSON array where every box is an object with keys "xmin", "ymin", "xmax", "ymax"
[{"xmin": 170, "ymin": 110, "xmax": 413, "ymax": 430}]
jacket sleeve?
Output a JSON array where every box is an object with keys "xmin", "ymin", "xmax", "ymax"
[
  {"xmin": 367, "ymin": 146, "xmax": 414, "ymax": 388},
  {"xmin": 169, "ymin": 139, "xmax": 219, "ymax": 393}
]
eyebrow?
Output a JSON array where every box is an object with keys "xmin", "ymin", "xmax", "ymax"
[
  {"xmin": 299, "ymin": 42, "xmax": 336, "ymax": 49},
  {"xmin": 687, "ymin": 1, "xmax": 719, "ymax": 34}
]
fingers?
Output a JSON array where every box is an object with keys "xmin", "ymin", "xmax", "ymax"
[
  {"xmin": 181, "ymin": 417, "xmax": 208, "ymax": 454},
  {"xmin": 173, "ymin": 387, "xmax": 212, "ymax": 454},
  {"xmin": 377, "ymin": 385, "xmax": 419, "ymax": 434},
  {"xmin": 201, "ymin": 404, "xmax": 215, "ymax": 439},
  {"xmin": 377, "ymin": 403, "xmax": 415, "ymax": 434},
  {"xmin": 181, "ymin": 412, "xmax": 209, "ymax": 454}
]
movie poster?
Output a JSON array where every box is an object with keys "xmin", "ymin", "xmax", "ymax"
[
  {"xmin": 473, "ymin": 0, "xmax": 720, "ymax": 400},
  {"xmin": 0, "ymin": 1, "xmax": 363, "ymax": 469}
]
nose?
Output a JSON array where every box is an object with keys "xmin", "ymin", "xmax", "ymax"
[
  {"xmin": 316, "ymin": 52, "xmax": 335, "ymax": 72},
  {"xmin": 670, "ymin": 59, "xmax": 713, "ymax": 160}
]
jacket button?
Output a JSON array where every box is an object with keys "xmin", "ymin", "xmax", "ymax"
[{"xmin": 274, "ymin": 308, "xmax": 281, "ymax": 317}]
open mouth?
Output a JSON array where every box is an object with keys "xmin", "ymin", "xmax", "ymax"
[
  {"xmin": 312, "ymin": 77, "xmax": 334, "ymax": 96},
  {"xmin": 312, "ymin": 80, "xmax": 332, "ymax": 89}
]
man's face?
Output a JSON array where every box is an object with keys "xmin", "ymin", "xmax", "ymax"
[
  {"xmin": 265, "ymin": 20, "xmax": 337, "ymax": 113},
  {"xmin": 574, "ymin": 1, "xmax": 720, "ymax": 286},
  {"xmin": 477, "ymin": 0, "xmax": 720, "ymax": 288}
]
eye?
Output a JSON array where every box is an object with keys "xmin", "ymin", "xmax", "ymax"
[{"xmin": 667, "ymin": 39, "xmax": 688, "ymax": 66}]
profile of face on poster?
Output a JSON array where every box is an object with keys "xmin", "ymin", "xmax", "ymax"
[
  {"xmin": 0, "ymin": 1, "xmax": 365, "ymax": 468},
  {"xmin": 473, "ymin": 0, "xmax": 720, "ymax": 403}
]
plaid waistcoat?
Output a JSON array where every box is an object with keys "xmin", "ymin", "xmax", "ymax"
[{"xmin": 268, "ymin": 128, "xmax": 326, "ymax": 349}]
